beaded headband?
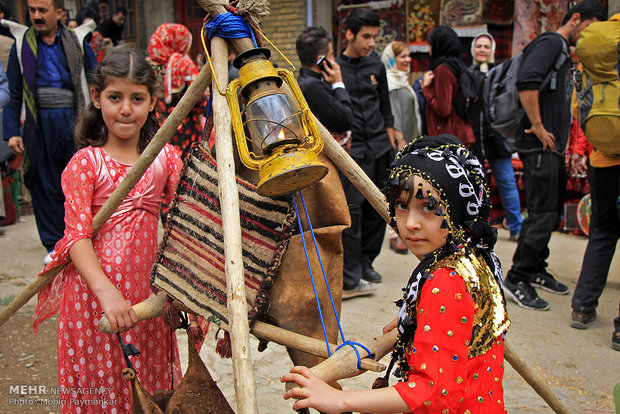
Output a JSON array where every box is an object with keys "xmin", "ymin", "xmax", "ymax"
[{"xmin": 383, "ymin": 134, "xmax": 492, "ymax": 249}]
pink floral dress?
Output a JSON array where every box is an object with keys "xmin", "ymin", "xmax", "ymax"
[{"xmin": 34, "ymin": 145, "xmax": 183, "ymax": 413}]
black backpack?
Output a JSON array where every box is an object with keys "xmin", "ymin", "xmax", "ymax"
[
  {"xmin": 483, "ymin": 32, "xmax": 569, "ymax": 139},
  {"xmin": 454, "ymin": 60, "xmax": 486, "ymax": 121}
]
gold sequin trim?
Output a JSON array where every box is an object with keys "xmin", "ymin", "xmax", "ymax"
[
  {"xmin": 456, "ymin": 377, "xmax": 463, "ymax": 384},
  {"xmin": 424, "ymin": 401, "xmax": 431, "ymax": 406},
  {"xmin": 447, "ymin": 330, "xmax": 454, "ymax": 337},
  {"xmin": 432, "ymin": 250, "xmax": 510, "ymax": 359}
]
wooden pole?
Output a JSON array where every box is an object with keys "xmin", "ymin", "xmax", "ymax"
[
  {"xmin": 284, "ymin": 329, "xmax": 397, "ymax": 394},
  {"xmin": 98, "ymin": 298, "xmax": 385, "ymax": 374},
  {"xmin": 251, "ymin": 322, "xmax": 385, "ymax": 373},
  {"xmin": 316, "ymin": 120, "xmax": 573, "ymax": 414},
  {"xmin": 316, "ymin": 119, "xmax": 390, "ymax": 224},
  {"xmin": 210, "ymin": 36, "xmax": 258, "ymax": 414},
  {"xmin": 504, "ymin": 343, "xmax": 572, "ymax": 414},
  {"xmin": 0, "ymin": 65, "xmax": 213, "ymax": 330}
]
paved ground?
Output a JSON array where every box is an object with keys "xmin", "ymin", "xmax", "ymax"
[{"xmin": 0, "ymin": 216, "xmax": 618, "ymax": 413}]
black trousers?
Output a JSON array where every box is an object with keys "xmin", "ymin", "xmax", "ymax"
[
  {"xmin": 30, "ymin": 110, "xmax": 77, "ymax": 251},
  {"xmin": 507, "ymin": 151, "xmax": 566, "ymax": 283},
  {"xmin": 340, "ymin": 149, "xmax": 394, "ymax": 289},
  {"xmin": 571, "ymin": 163, "xmax": 620, "ymax": 332}
]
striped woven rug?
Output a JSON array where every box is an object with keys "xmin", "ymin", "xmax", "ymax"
[{"xmin": 151, "ymin": 144, "xmax": 295, "ymax": 331}]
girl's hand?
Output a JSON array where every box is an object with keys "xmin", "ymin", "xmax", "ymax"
[
  {"xmin": 423, "ymin": 70, "xmax": 434, "ymax": 87},
  {"xmin": 96, "ymin": 285, "xmax": 138, "ymax": 333},
  {"xmin": 281, "ymin": 366, "xmax": 345, "ymax": 413},
  {"xmin": 383, "ymin": 317, "xmax": 398, "ymax": 335},
  {"xmin": 69, "ymin": 239, "xmax": 138, "ymax": 334}
]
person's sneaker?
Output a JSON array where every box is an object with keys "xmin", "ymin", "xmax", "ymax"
[
  {"xmin": 613, "ymin": 331, "xmax": 620, "ymax": 352},
  {"xmin": 0, "ymin": 225, "xmax": 5, "ymax": 236},
  {"xmin": 502, "ymin": 278, "xmax": 550, "ymax": 310},
  {"xmin": 362, "ymin": 267, "xmax": 382, "ymax": 283},
  {"xmin": 570, "ymin": 309, "xmax": 596, "ymax": 329},
  {"xmin": 43, "ymin": 253, "xmax": 53, "ymax": 265},
  {"xmin": 531, "ymin": 271, "xmax": 570, "ymax": 295},
  {"xmin": 342, "ymin": 280, "xmax": 377, "ymax": 300},
  {"xmin": 509, "ymin": 231, "xmax": 519, "ymax": 242}
]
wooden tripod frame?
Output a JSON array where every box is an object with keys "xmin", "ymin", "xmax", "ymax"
[{"xmin": 0, "ymin": 1, "xmax": 571, "ymax": 413}]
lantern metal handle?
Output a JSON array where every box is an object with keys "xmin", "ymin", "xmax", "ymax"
[{"xmin": 226, "ymin": 77, "xmax": 261, "ymax": 170}]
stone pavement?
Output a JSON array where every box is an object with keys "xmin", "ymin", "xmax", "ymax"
[{"xmin": 1, "ymin": 217, "xmax": 618, "ymax": 413}]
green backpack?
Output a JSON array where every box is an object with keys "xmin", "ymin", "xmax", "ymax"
[{"xmin": 576, "ymin": 15, "xmax": 620, "ymax": 157}]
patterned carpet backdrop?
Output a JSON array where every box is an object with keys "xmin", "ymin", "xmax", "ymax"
[
  {"xmin": 336, "ymin": 0, "xmax": 407, "ymax": 55},
  {"xmin": 151, "ymin": 144, "xmax": 296, "ymax": 332}
]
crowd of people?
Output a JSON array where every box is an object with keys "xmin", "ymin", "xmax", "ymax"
[
  {"xmin": 0, "ymin": 0, "xmax": 617, "ymax": 412},
  {"xmin": 293, "ymin": 0, "xmax": 617, "ymax": 357}
]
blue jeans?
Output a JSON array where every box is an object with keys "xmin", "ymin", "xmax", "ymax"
[{"xmin": 489, "ymin": 157, "xmax": 522, "ymax": 234}]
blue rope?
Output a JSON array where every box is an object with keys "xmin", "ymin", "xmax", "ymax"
[
  {"xmin": 298, "ymin": 192, "xmax": 346, "ymax": 341},
  {"xmin": 292, "ymin": 195, "xmax": 332, "ymax": 356},
  {"xmin": 336, "ymin": 341, "xmax": 373, "ymax": 370},
  {"xmin": 201, "ymin": 12, "xmax": 257, "ymax": 141},
  {"xmin": 293, "ymin": 191, "xmax": 372, "ymax": 369},
  {"xmin": 204, "ymin": 12, "xmax": 257, "ymax": 47}
]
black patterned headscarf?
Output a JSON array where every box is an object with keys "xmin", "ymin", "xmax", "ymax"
[{"xmin": 382, "ymin": 134, "xmax": 502, "ymax": 379}]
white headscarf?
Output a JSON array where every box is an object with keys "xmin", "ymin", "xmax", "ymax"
[
  {"xmin": 471, "ymin": 32, "xmax": 496, "ymax": 72},
  {"xmin": 380, "ymin": 42, "xmax": 422, "ymax": 138},
  {"xmin": 381, "ymin": 42, "xmax": 412, "ymax": 92}
]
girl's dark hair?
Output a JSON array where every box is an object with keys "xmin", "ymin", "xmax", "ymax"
[
  {"xmin": 0, "ymin": 1, "xmax": 13, "ymax": 20},
  {"xmin": 75, "ymin": 50, "xmax": 160, "ymax": 152},
  {"xmin": 296, "ymin": 26, "xmax": 331, "ymax": 67},
  {"xmin": 386, "ymin": 174, "xmax": 414, "ymax": 211}
]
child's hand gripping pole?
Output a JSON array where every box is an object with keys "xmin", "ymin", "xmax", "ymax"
[
  {"xmin": 98, "ymin": 291, "xmax": 168, "ymax": 334},
  {"xmin": 284, "ymin": 328, "xmax": 398, "ymax": 394}
]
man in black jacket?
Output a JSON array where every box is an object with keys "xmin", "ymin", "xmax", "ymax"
[
  {"xmin": 336, "ymin": 8, "xmax": 395, "ymax": 299},
  {"xmin": 97, "ymin": 6, "xmax": 126, "ymax": 47},
  {"xmin": 295, "ymin": 26, "xmax": 353, "ymax": 137},
  {"xmin": 503, "ymin": 0, "xmax": 606, "ymax": 311}
]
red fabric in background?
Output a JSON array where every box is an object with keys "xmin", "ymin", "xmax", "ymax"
[{"xmin": 1, "ymin": 191, "xmax": 16, "ymax": 225}]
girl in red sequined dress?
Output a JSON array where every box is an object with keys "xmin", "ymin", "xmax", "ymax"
[
  {"xmin": 282, "ymin": 135, "xmax": 510, "ymax": 413},
  {"xmin": 34, "ymin": 51, "xmax": 183, "ymax": 413}
]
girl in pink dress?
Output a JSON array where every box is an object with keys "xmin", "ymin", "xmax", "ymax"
[{"xmin": 34, "ymin": 50, "xmax": 183, "ymax": 413}]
